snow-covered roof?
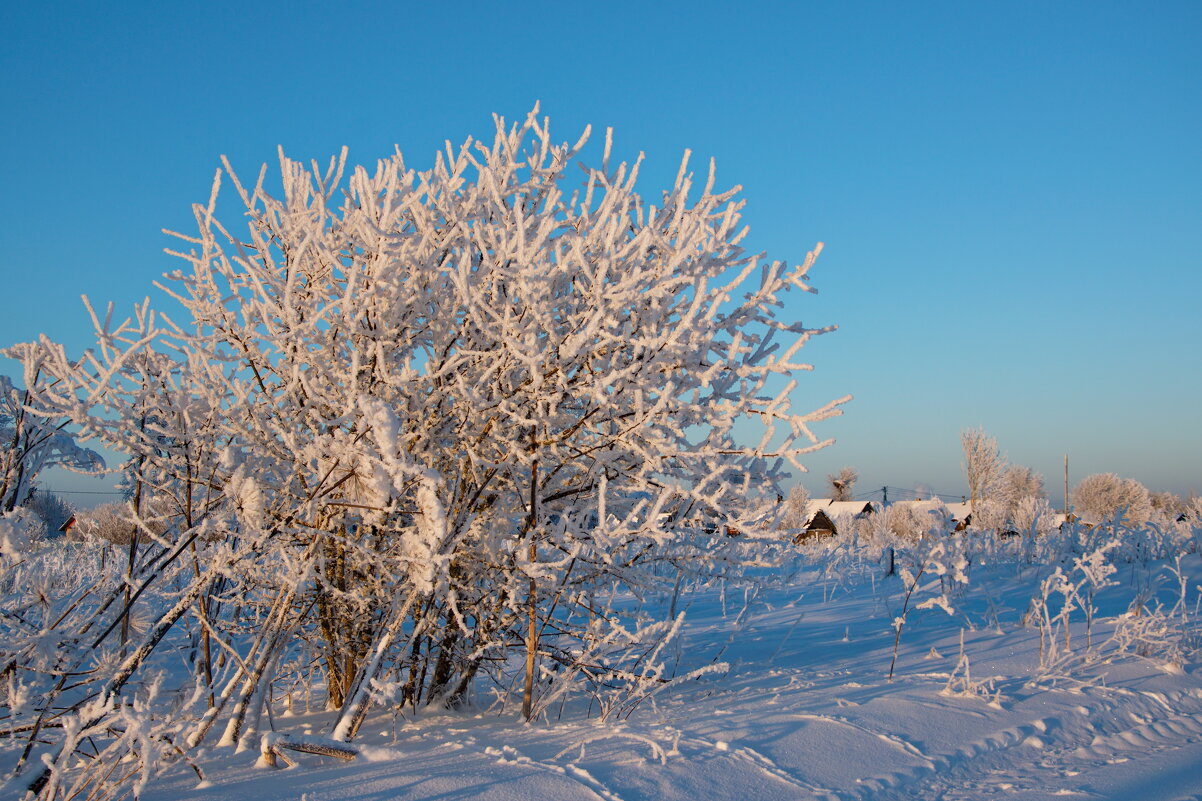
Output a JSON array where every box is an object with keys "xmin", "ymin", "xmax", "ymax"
[
  {"xmin": 942, "ymin": 502, "xmax": 972, "ymax": 522},
  {"xmin": 888, "ymin": 499, "xmax": 945, "ymax": 512},
  {"xmin": 823, "ymin": 501, "xmax": 875, "ymax": 518}
]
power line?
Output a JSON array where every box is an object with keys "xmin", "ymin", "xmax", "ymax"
[
  {"xmin": 887, "ymin": 485, "xmax": 967, "ymax": 500},
  {"xmin": 31, "ymin": 489, "xmax": 123, "ymax": 496},
  {"xmin": 852, "ymin": 486, "xmax": 968, "ymax": 503}
]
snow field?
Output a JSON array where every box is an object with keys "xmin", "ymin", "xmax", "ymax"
[{"xmin": 119, "ymin": 523, "xmax": 1202, "ymax": 801}]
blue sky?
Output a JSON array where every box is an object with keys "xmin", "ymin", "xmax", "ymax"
[{"xmin": 2, "ymin": 0, "xmax": 1199, "ymax": 505}]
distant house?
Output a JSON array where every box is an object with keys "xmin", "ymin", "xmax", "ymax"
[
  {"xmin": 826, "ymin": 500, "xmax": 878, "ymax": 519},
  {"xmin": 52, "ymin": 514, "xmax": 77, "ymax": 540},
  {"xmin": 798, "ymin": 508, "xmax": 838, "ymax": 541},
  {"xmin": 795, "ymin": 499, "xmax": 876, "ymax": 542},
  {"xmin": 942, "ymin": 502, "xmax": 972, "ymax": 530}
]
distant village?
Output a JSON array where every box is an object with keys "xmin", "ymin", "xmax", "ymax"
[{"xmin": 785, "ymin": 439, "xmax": 1195, "ymax": 545}]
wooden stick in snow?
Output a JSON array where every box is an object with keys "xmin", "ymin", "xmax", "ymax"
[{"xmin": 259, "ymin": 733, "xmax": 359, "ymax": 768}]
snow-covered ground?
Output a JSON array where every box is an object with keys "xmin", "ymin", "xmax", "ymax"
[{"xmin": 125, "ymin": 541, "xmax": 1202, "ymax": 801}]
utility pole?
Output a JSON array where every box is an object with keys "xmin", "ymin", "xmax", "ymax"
[
  {"xmin": 1063, "ymin": 454, "xmax": 1069, "ymax": 515},
  {"xmin": 882, "ymin": 486, "xmax": 888, "ymax": 504}
]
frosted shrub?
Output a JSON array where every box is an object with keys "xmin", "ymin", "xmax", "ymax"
[
  {"xmin": 943, "ymin": 629, "xmax": 1001, "ymax": 705},
  {"xmin": 1026, "ymin": 551, "xmax": 1114, "ymax": 671},
  {"xmin": 0, "ymin": 509, "xmax": 35, "ymax": 560},
  {"xmin": 19, "ymin": 491, "xmax": 73, "ymax": 535},
  {"xmin": 1150, "ymin": 491, "xmax": 1187, "ymax": 520},
  {"xmin": 879, "ymin": 501, "xmax": 936, "ymax": 541},
  {"xmin": 3, "ymin": 108, "xmax": 844, "ymax": 798},
  {"xmin": 887, "ymin": 508, "xmax": 967, "ymax": 679},
  {"xmin": 971, "ymin": 498, "xmax": 1009, "ymax": 535},
  {"xmin": 1011, "ymin": 496, "xmax": 1056, "ymax": 540},
  {"xmin": 780, "ymin": 485, "xmax": 812, "ymax": 537},
  {"xmin": 1072, "ymin": 473, "xmax": 1152, "ymax": 525},
  {"xmin": 0, "ymin": 374, "xmax": 104, "ymax": 513},
  {"xmin": 998, "ymin": 466, "xmax": 1045, "ymax": 511},
  {"xmin": 1107, "ymin": 558, "xmax": 1202, "ymax": 671}
]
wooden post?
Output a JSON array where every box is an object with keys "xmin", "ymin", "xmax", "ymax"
[{"xmin": 1064, "ymin": 454, "xmax": 1069, "ymax": 514}]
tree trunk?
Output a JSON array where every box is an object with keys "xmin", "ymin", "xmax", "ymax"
[
  {"xmin": 522, "ymin": 560, "xmax": 537, "ymax": 720},
  {"xmin": 521, "ymin": 453, "xmax": 540, "ymax": 721}
]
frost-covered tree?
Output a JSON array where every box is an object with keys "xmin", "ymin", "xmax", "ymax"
[
  {"xmin": 781, "ymin": 484, "xmax": 812, "ymax": 532},
  {"xmin": 0, "ymin": 374, "xmax": 103, "ymax": 512},
  {"xmin": 999, "ymin": 465, "xmax": 1044, "ymax": 507},
  {"xmin": 5, "ymin": 108, "xmax": 846, "ymax": 797},
  {"xmin": 71, "ymin": 500, "xmax": 132, "ymax": 543},
  {"xmin": 1011, "ymin": 495, "xmax": 1057, "ymax": 540},
  {"xmin": 971, "ymin": 498, "xmax": 1009, "ymax": 534},
  {"xmin": 961, "ymin": 428, "xmax": 1005, "ymax": 511},
  {"xmin": 19, "ymin": 489, "xmax": 74, "ymax": 534},
  {"xmin": 977, "ymin": 464, "xmax": 1047, "ymax": 531},
  {"xmin": 1150, "ymin": 491, "xmax": 1186, "ymax": 520},
  {"xmin": 874, "ymin": 501, "xmax": 939, "ymax": 541},
  {"xmin": 0, "ymin": 509, "xmax": 33, "ymax": 559},
  {"xmin": 72, "ymin": 498, "xmax": 170, "ymax": 545},
  {"xmin": 1071, "ymin": 473, "xmax": 1152, "ymax": 524},
  {"xmin": 827, "ymin": 466, "xmax": 858, "ymax": 501}
]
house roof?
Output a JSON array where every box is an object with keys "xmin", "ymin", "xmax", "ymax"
[
  {"xmin": 942, "ymin": 502, "xmax": 972, "ymax": 522},
  {"xmin": 823, "ymin": 501, "xmax": 875, "ymax": 518},
  {"xmin": 888, "ymin": 499, "xmax": 946, "ymax": 513},
  {"xmin": 798, "ymin": 500, "xmax": 876, "ymax": 538},
  {"xmin": 807, "ymin": 509, "xmax": 837, "ymax": 529}
]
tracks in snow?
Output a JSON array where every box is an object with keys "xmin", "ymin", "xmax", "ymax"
[
  {"xmin": 850, "ymin": 687, "xmax": 1202, "ymax": 800},
  {"xmin": 486, "ymin": 743, "xmax": 625, "ymax": 801}
]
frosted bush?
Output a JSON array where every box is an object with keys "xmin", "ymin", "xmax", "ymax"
[
  {"xmin": 1011, "ymin": 496, "xmax": 1056, "ymax": 540},
  {"xmin": 971, "ymin": 498, "xmax": 1009, "ymax": 534},
  {"xmin": 3, "ymin": 108, "xmax": 845, "ymax": 799},
  {"xmin": 0, "ymin": 509, "xmax": 34, "ymax": 560},
  {"xmin": 1072, "ymin": 473, "xmax": 1152, "ymax": 525}
]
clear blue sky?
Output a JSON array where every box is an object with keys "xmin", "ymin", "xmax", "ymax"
[{"xmin": 2, "ymin": 0, "xmax": 1199, "ymax": 505}]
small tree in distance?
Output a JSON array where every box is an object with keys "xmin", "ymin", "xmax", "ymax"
[
  {"xmin": 73, "ymin": 499, "xmax": 170, "ymax": 545},
  {"xmin": 1150, "ymin": 491, "xmax": 1186, "ymax": 520},
  {"xmin": 999, "ymin": 465, "xmax": 1044, "ymax": 506},
  {"xmin": 782, "ymin": 484, "xmax": 812, "ymax": 533},
  {"xmin": 20, "ymin": 490, "xmax": 74, "ymax": 534},
  {"xmin": 1072, "ymin": 473, "xmax": 1152, "ymax": 524},
  {"xmin": 828, "ymin": 466, "xmax": 859, "ymax": 501},
  {"xmin": 961, "ymin": 428, "xmax": 1005, "ymax": 512},
  {"xmin": 0, "ymin": 374, "xmax": 104, "ymax": 513}
]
